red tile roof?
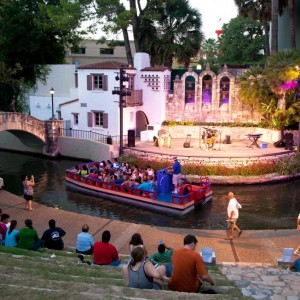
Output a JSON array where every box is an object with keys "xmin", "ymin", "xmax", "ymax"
[
  {"xmin": 141, "ymin": 67, "xmax": 171, "ymax": 72},
  {"xmin": 77, "ymin": 61, "xmax": 135, "ymax": 70}
]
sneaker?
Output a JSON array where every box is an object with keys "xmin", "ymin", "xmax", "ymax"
[
  {"xmin": 294, "ymin": 250, "xmax": 300, "ymax": 256},
  {"xmin": 238, "ymin": 230, "xmax": 243, "ymax": 237}
]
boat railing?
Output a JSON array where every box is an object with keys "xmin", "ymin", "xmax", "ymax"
[
  {"xmin": 171, "ymin": 193, "xmax": 194, "ymax": 205},
  {"xmin": 66, "ymin": 170, "xmax": 157, "ymax": 200}
]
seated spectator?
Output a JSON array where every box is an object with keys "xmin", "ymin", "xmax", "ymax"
[
  {"xmin": 18, "ymin": 219, "xmax": 43, "ymax": 251},
  {"xmin": 93, "ymin": 230, "xmax": 120, "ymax": 266},
  {"xmin": 168, "ymin": 234, "xmax": 215, "ymax": 293},
  {"xmin": 76, "ymin": 224, "xmax": 94, "ymax": 255},
  {"xmin": 149, "ymin": 242, "xmax": 173, "ymax": 277},
  {"xmin": 289, "ymin": 258, "xmax": 300, "ymax": 272},
  {"xmin": 147, "ymin": 166, "xmax": 154, "ymax": 177},
  {"xmin": 0, "ymin": 213, "xmax": 10, "ymax": 245},
  {"xmin": 137, "ymin": 179, "xmax": 152, "ymax": 191},
  {"xmin": 127, "ymin": 233, "xmax": 144, "ymax": 265},
  {"xmin": 113, "ymin": 158, "xmax": 120, "ymax": 170},
  {"xmin": 41, "ymin": 219, "xmax": 66, "ymax": 250},
  {"xmin": 122, "ymin": 247, "xmax": 167, "ymax": 290},
  {"xmin": 5, "ymin": 220, "xmax": 19, "ymax": 247},
  {"xmin": 150, "ymin": 242, "xmax": 173, "ymax": 262}
]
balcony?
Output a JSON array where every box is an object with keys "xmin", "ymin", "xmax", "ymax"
[{"xmin": 125, "ymin": 89, "xmax": 143, "ymax": 107}]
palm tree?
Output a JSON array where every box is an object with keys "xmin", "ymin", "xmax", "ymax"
[
  {"xmin": 234, "ymin": 0, "xmax": 271, "ymax": 56},
  {"xmin": 201, "ymin": 38, "xmax": 219, "ymax": 62},
  {"xmin": 265, "ymin": 49, "xmax": 300, "ymax": 110},
  {"xmin": 288, "ymin": 0, "xmax": 296, "ymax": 49},
  {"xmin": 138, "ymin": 0, "xmax": 204, "ymax": 67}
]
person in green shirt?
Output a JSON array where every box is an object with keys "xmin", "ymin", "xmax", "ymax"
[
  {"xmin": 18, "ymin": 219, "xmax": 43, "ymax": 251},
  {"xmin": 149, "ymin": 243, "xmax": 173, "ymax": 277}
]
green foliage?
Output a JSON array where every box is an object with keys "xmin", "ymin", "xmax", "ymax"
[
  {"xmin": 0, "ymin": 0, "xmax": 88, "ymax": 109},
  {"xmin": 119, "ymin": 155, "xmax": 279, "ymax": 176},
  {"xmin": 276, "ymin": 153, "xmax": 300, "ymax": 175},
  {"xmin": 137, "ymin": 0, "xmax": 204, "ymax": 68},
  {"xmin": 218, "ymin": 17, "xmax": 265, "ymax": 65}
]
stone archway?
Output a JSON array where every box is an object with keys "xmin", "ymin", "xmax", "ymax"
[{"xmin": 136, "ymin": 111, "xmax": 149, "ymax": 137}]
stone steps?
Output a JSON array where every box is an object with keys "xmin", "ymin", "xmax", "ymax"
[{"xmin": 0, "ymin": 246, "xmax": 247, "ymax": 299}]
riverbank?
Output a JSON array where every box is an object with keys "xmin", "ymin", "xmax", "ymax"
[{"xmin": 1, "ymin": 189, "xmax": 300, "ymax": 299}]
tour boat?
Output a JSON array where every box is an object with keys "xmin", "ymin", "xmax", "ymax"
[{"xmin": 65, "ymin": 162, "xmax": 213, "ymax": 216}]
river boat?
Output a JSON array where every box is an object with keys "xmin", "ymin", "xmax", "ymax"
[{"xmin": 65, "ymin": 162, "xmax": 213, "ymax": 216}]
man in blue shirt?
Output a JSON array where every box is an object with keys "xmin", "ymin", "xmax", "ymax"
[
  {"xmin": 76, "ymin": 224, "xmax": 94, "ymax": 255},
  {"xmin": 171, "ymin": 156, "xmax": 181, "ymax": 194}
]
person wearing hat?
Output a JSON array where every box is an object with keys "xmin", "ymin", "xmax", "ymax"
[
  {"xmin": 168, "ymin": 156, "xmax": 181, "ymax": 194},
  {"xmin": 168, "ymin": 234, "xmax": 215, "ymax": 293}
]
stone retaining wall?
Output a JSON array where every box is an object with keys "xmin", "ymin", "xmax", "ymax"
[{"xmin": 162, "ymin": 126, "xmax": 299, "ymax": 144}]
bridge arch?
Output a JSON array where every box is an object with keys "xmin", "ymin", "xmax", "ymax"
[{"xmin": 0, "ymin": 113, "xmax": 63, "ymax": 156}]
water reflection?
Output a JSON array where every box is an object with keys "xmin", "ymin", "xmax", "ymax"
[{"xmin": 0, "ymin": 150, "xmax": 299, "ymax": 229}]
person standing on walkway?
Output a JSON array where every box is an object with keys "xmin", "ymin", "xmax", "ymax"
[
  {"xmin": 22, "ymin": 175, "xmax": 35, "ymax": 211},
  {"xmin": 227, "ymin": 192, "xmax": 242, "ymax": 240}
]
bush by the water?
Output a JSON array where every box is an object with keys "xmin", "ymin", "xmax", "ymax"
[{"xmin": 119, "ymin": 153, "xmax": 300, "ymax": 176}]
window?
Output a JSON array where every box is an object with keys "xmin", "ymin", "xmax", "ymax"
[
  {"xmin": 100, "ymin": 48, "xmax": 114, "ymax": 55},
  {"xmin": 93, "ymin": 75, "xmax": 103, "ymax": 90},
  {"xmin": 95, "ymin": 112, "xmax": 103, "ymax": 126},
  {"xmin": 71, "ymin": 47, "xmax": 86, "ymax": 54},
  {"xmin": 87, "ymin": 111, "xmax": 108, "ymax": 128},
  {"xmin": 72, "ymin": 113, "xmax": 79, "ymax": 125},
  {"xmin": 87, "ymin": 74, "xmax": 108, "ymax": 91}
]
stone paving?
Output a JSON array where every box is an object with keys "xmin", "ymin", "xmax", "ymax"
[{"xmin": 220, "ymin": 263, "xmax": 300, "ymax": 300}]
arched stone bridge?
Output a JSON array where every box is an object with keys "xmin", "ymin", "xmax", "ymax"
[{"xmin": 0, "ymin": 112, "xmax": 63, "ymax": 156}]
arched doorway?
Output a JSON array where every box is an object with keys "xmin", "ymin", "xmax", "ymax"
[{"xmin": 136, "ymin": 111, "xmax": 149, "ymax": 137}]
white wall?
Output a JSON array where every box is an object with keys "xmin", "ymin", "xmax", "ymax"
[{"xmin": 29, "ymin": 65, "xmax": 77, "ymax": 120}]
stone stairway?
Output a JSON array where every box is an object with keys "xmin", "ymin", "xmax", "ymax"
[{"xmin": 0, "ymin": 246, "xmax": 249, "ymax": 300}]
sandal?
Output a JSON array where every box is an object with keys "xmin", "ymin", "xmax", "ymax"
[{"xmin": 28, "ymin": 208, "xmax": 34, "ymax": 211}]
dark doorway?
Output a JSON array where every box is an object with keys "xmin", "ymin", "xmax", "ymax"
[{"xmin": 136, "ymin": 111, "xmax": 149, "ymax": 137}]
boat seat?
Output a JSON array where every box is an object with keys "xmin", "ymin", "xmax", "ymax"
[
  {"xmin": 200, "ymin": 247, "xmax": 216, "ymax": 265},
  {"xmin": 277, "ymin": 248, "xmax": 293, "ymax": 265}
]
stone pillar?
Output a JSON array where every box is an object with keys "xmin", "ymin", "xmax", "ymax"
[{"xmin": 43, "ymin": 119, "xmax": 64, "ymax": 157}]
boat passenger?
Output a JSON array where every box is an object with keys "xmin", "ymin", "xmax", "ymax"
[
  {"xmin": 147, "ymin": 166, "xmax": 154, "ymax": 177},
  {"xmin": 120, "ymin": 162, "xmax": 126, "ymax": 172},
  {"xmin": 107, "ymin": 160, "xmax": 113, "ymax": 169},
  {"xmin": 80, "ymin": 165, "xmax": 88, "ymax": 176},
  {"xmin": 124, "ymin": 163, "xmax": 132, "ymax": 176},
  {"xmin": 88, "ymin": 169, "xmax": 98, "ymax": 179},
  {"xmin": 113, "ymin": 158, "xmax": 120, "ymax": 170}
]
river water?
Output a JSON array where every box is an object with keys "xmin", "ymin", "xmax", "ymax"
[{"xmin": 1, "ymin": 150, "xmax": 299, "ymax": 230}]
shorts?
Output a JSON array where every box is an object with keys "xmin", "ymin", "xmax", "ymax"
[
  {"xmin": 172, "ymin": 173, "xmax": 181, "ymax": 185},
  {"xmin": 228, "ymin": 218, "xmax": 237, "ymax": 230},
  {"xmin": 24, "ymin": 194, "xmax": 33, "ymax": 201}
]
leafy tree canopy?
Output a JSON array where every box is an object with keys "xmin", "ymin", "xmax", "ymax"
[
  {"xmin": 0, "ymin": 0, "xmax": 89, "ymax": 111},
  {"xmin": 218, "ymin": 16, "xmax": 265, "ymax": 65}
]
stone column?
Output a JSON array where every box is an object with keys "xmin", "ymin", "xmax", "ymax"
[{"xmin": 44, "ymin": 119, "xmax": 64, "ymax": 157}]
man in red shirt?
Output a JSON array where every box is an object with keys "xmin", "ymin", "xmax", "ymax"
[
  {"xmin": 93, "ymin": 230, "xmax": 120, "ymax": 266},
  {"xmin": 169, "ymin": 234, "xmax": 215, "ymax": 293}
]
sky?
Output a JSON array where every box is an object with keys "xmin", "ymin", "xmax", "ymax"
[{"xmin": 190, "ymin": 0, "xmax": 238, "ymax": 39}]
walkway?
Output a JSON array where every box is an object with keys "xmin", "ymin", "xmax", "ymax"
[{"xmin": 1, "ymin": 189, "xmax": 300, "ymax": 299}]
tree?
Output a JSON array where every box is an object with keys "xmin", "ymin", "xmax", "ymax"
[
  {"xmin": 218, "ymin": 17, "xmax": 265, "ymax": 65},
  {"xmin": 138, "ymin": 0, "xmax": 203, "ymax": 67},
  {"xmin": 0, "ymin": 0, "xmax": 89, "ymax": 110},
  {"xmin": 234, "ymin": 0, "xmax": 272, "ymax": 56},
  {"xmin": 94, "ymin": 0, "xmax": 134, "ymax": 65},
  {"xmin": 201, "ymin": 39, "xmax": 219, "ymax": 62},
  {"xmin": 264, "ymin": 49, "xmax": 300, "ymax": 110}
]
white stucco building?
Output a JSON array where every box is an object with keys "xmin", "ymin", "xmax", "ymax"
[{"xmin": 29, "ymin": 53, "xmax": 171, "ymax": 139}]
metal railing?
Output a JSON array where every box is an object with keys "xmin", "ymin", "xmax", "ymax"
[{"xmin": 60, "ymin": 128, "xmax": 127, "ymax": 145}]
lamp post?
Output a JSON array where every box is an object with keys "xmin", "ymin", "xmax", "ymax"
[
  {"xmin": 112, "ymin": 66, "xmax": 131, "ymax": 156},
  {"xmin": 49, "ymin": 88, "xmax": 55, "ymax": 119}
]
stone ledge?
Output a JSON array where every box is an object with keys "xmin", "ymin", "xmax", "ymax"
[{"xmin": 186, "ymin": 173, "xmax": 300, "ymax": 185}]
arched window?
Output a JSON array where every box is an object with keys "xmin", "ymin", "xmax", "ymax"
[
  {"xmin": 202, "ymin": 75, "xmax": 212, "ymax": 107},
  {"xmin": 220, "ymin": 77, "xmax": 230, "ymax": 108},
  {"xmin": 185, "ymin": 76, "xmax": 195, "ymax": 104}
]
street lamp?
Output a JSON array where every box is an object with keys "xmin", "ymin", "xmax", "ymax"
[
  {"xmin": 112, "ymin": 66, "xmax": 131, "ymax": 156},
  {"xmin": 49, "ymin": 87, "xmax": 55, "ymax": 119}
]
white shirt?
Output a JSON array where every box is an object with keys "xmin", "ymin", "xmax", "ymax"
[{"xmin": 227, "ymin": 198, "xmax": 242, "ymax": 219}]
